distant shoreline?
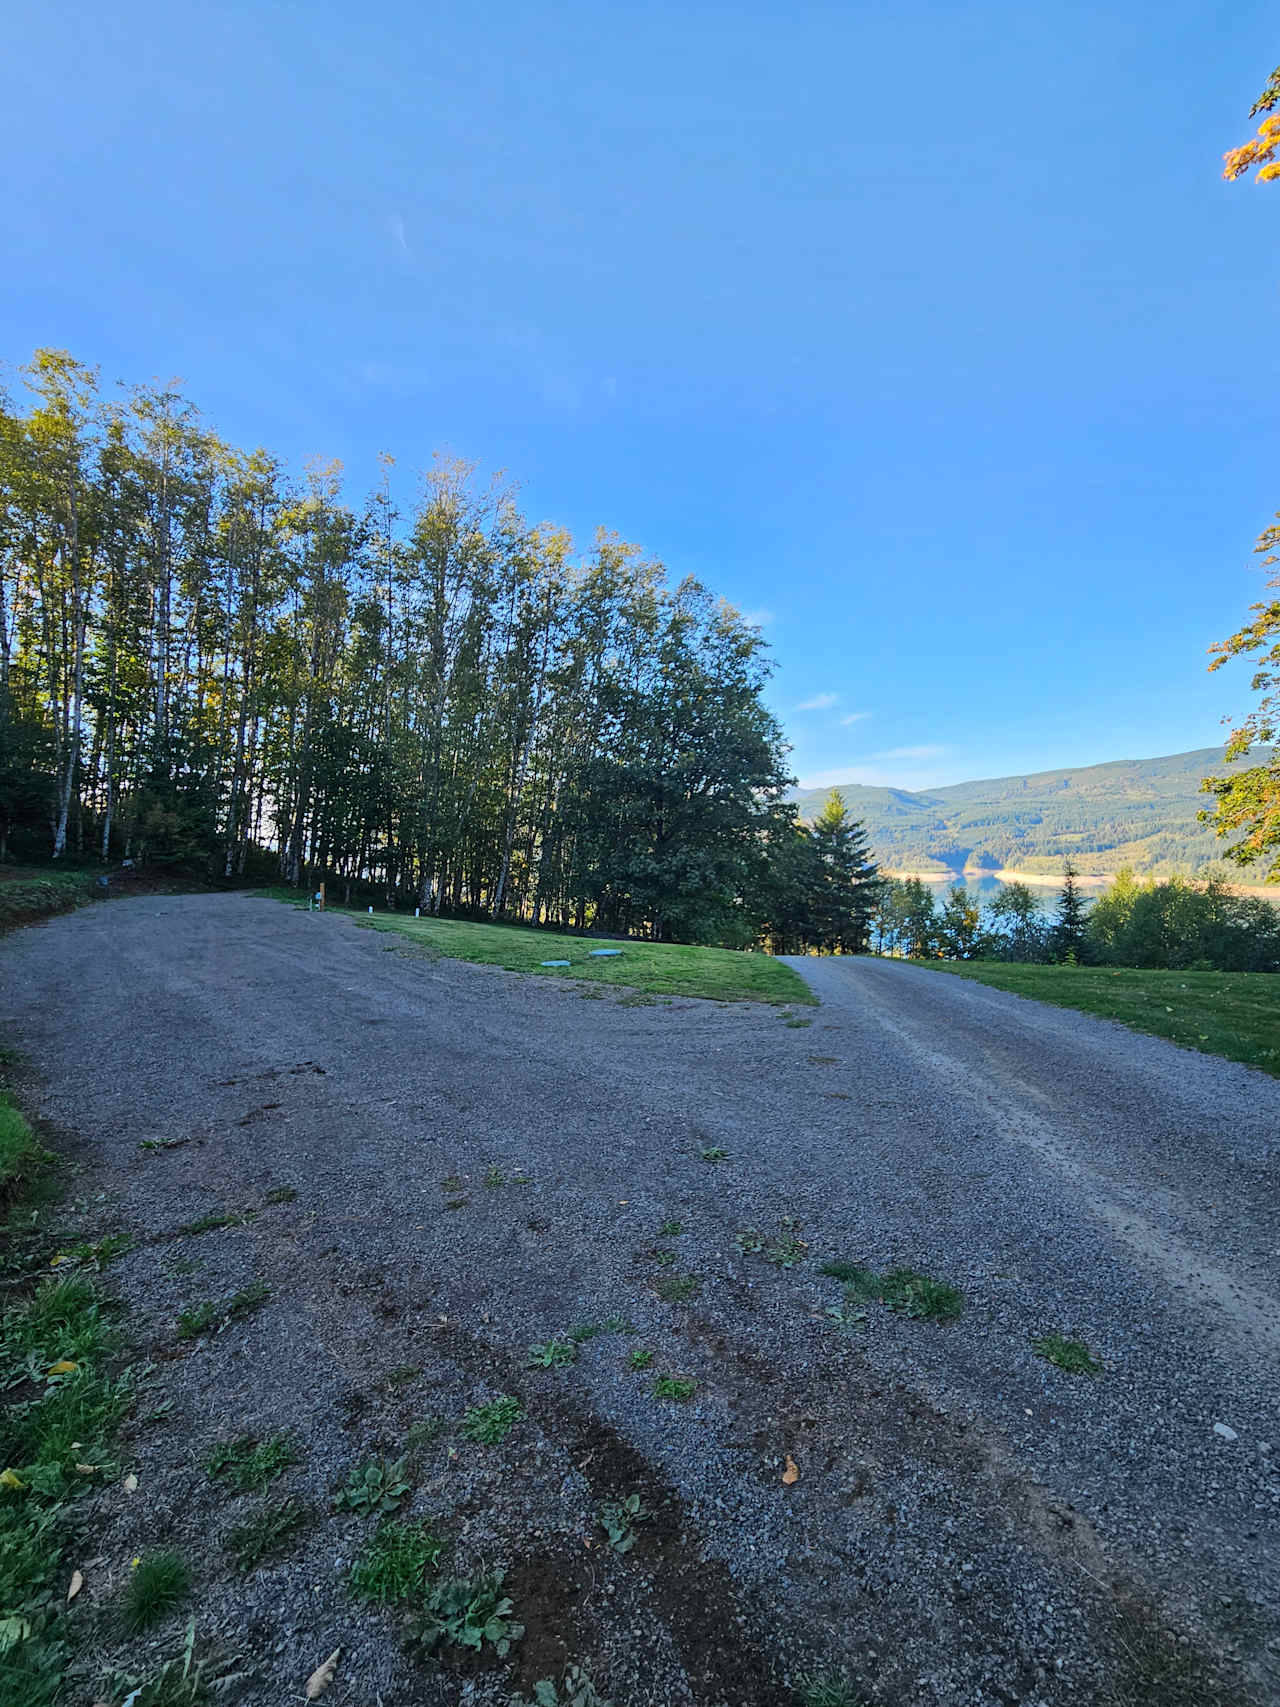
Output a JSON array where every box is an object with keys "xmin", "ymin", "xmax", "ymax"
[{"xmin": 885, "ymin": 867, "xmax": 1278, "ymax": 899}]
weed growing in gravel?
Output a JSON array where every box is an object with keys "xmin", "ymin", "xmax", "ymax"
[
  {"xmin": 652, "ymin": 1374, "xmax": 696, "ymax": 1402},
  {"xmin": 699, "ymin": 1146, "xmax": 728, "ymax": 1163},
  {"xmin": 735, "ymin": 1218, "xmax": 808, "ymax": 1269},
  {"xmin": 138, "ymin": 1137, "xmax": 190, "ymax": 1153},
  {"xmin": 405, "ymin": 1415, "xmax": 446, "ymax": 1447},
  {"xmin": 796, "ymin": 1672, "xmax": 865, "ymax": 1707},
  {"xmin": 349, "ymin": 1518, "xmax": 445, "ymax": 1602},
  {"xmin": 484, "ymin": 1165, "xmax": 505, "ymax": 1188},
  {"xmin": 1032, "ymin": 1332, "xmax": 1103, "ymax": 1375},
  {"xmin": 203, "ymin": 1434, "xmax": 298, "ymax": 1491},
  {"xmin": 653, "ymin": 1273, "xmax": 700, "ymax": 1302},
  {"xmin": 825, "ymin": 1288, "xmax": 869, "ymax": 1332},
  {"xmin": 627, "ymin": 1348, "xmax": 654, "ymax": 1371},
  {"xmin": 226, "ymin": 1497, "xmax": 310, "ymax": 1571},
  {"xmin": 568, "ymin": 1316, "xmax": 635, "ymax": 1343},
  {"xmin": 264, "ymin": 1186, "xmax": 297, "ymax": 1205},
  {"xmin": 54, "ymin": 1231, "xmax": 133, "ymax": 1269},
  {"xmin": 100, "ymin": 1616, "xmax": 226, "ymax": 1707},
  {"xmin": 176, "ymin": 1300, "xmax": 217, "ymax": 1338},
  {"xmin": 598, "ymin": 1492, "xmax": 651, "ymax": 1553},
  {"xmin": 441, "ymin": 1173, "xmax": 466, "ymax": 1193},
  {"xmin": 384, "ymin": 1363, "xmax": 421, "ymax": 1389},
  {"xmin": 658, "ymin": 1219, "xmax": 683, "ymax": 1237},
  {"xmin": 177, "ymin": 1209, "xmax": 252, "ymax": 1236},
  {"xmin": 459, "ymin": 1395, "xmax": 523, "ymax": 1443},
  {"xmin": 653, "ymin": 1247, "xmax": 677, "ymax": 1266},
  {"xmin": 528, "ymin": 1337, "xmax": 577, "ymax": 1368},
  {"xmin": 333, "ymin": 1456, "xmax": 411, "ymax": 1514},
  {"xmin": 785, "ymin": 1017, "xmax": 814, "ymax": 1028},
  {"xmin": 123, "ymin": 1551, "xmax": 191, "ymax": 1632},
  {"xmin": 533, "ymin": 1665, "xmax": 614, "ymax": 1707},
  {"xmin": 176, "ymin": 1280, "xmax": 269, "ymax": 1340},
  {"xmin": 821, "ymin": 1262, "xmax": 963, "ymax": 1321},
  {"xmin": 412, "ymin": 1569, "xmax": 524, "ymax": 1656}
]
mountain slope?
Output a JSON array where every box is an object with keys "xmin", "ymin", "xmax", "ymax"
[{"xmin": 789, "ymin": 747, "xmax": 1263, "ymax": 876}]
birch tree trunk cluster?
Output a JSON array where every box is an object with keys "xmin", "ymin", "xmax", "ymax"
[{"xmin": 0, "ymin": 348, "xmax": 835, "ymax": 945}]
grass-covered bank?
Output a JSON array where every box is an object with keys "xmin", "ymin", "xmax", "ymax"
[
  {"xmin": 916, "ymin": 961, "xmax": 1280, "ymax": 1075},
  {"xmin": 262, "ymin": 891, "xmax": 816, "ymax": 1005},
  {"xmin": 0, "ymin": 1068, "xmax": 132, "ymax": 1705},
  {"xmin": 0, "ymin": 867, "xmax": 101, "ymax": 935}
]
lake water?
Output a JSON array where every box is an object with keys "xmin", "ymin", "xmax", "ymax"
[{"xmin": 891, "ymin": 872, "xmax": 1090, "ymax": 916}]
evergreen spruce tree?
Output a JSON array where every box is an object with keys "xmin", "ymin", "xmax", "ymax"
[{"xmin": 1051, "ymin": 862, "xmax": 1089, "ymax": 962}]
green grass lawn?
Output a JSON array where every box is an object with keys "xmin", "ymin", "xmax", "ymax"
[
  {"xmin": 918, "ymin": 961, "xmax": 1280, "ymax": 1076},
  {"xmin": 262, "ymin": 891, "xmax": 814, "ymax": 1005}
]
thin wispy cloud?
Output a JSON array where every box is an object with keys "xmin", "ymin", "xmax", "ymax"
[
  {"xmin": 387, "ymin": 213, "xmax": 409, "ymax": 254},
  {"xmin": 873, "ymin": 744, "xmax": 945, "ymax": 760},
  {"xmin": 796, "ymin": 691, "xmax": 838, "ymax": 712},
  {"xmin": 741, "ymin": 607, "xmax": 775, "ymax": 629},
  {"xmin": 839, "ymin": 711, "xmax": 870, "ymax": 726}
]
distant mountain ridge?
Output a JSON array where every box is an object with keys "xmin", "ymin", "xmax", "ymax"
[{"xmin": 789, "ymin": 748, "xmax": 1260, "ymax": 878}]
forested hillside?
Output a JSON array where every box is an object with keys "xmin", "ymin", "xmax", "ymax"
[
  {"xmin": 0, "ymin": 349, "xmax": 878, "ymax": 949},
  {"xmin": 791, "ymin": 748, "xmax": 1263, "ymax": 877}
]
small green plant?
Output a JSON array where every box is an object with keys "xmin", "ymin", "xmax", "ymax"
[
  {"xmin": 533, "ymin": 1664, "xmax": 613, "ymax": 1706},
  {"xmin": 653, "ymin": 1273, "xmax": 700, "ymax": 1302},
  {"xmin": 175, "ymin": 1300, "xmax": 217, "ymax": 1339},
  {"xmin": 349, "ymin": 1518, "xmax": 445, "ymax": 1603},
  {"xmin": 225, "ymin": 1497, "xmax": 309, "ymax": 1571},
  {"xmin": 384, "ymin": 1363, "xmax": 421, "ymax": 1389},
  {"xmin": 785, "ymin": 1017, "xmax": 814, "ymax": 1028},
  {"xmin": 441, "ymin": 1173, "xmax": 466, "ymax": 1193},
  {"xmin": 57, "ymin": 1231, "xmax": 133, "ymax": 1269},
  {"xmin": 123, "ymin": 1551, "xmax": 191, "ymax": 1632},
  {"xmin": 797, "ymin": 1672, "xmax": 865, "ymax": 1707},
  {"xmin": 819, "ymin": 1260, "xmax": 873, "ymax": 1285},
  {"xmin": 598, "ymin": 1492, "xmax": 651, "ymax": 1554},
  {"xmin": 405, "ymin": 1415, "xmax": 446, "ymax": 1447},
  {"xmin": 264, "ymin": 1185, "xmax": 297, "ymax": 1205},
  {"xmin": 176, "ymin": 1280, "xmax": 269, "ymax": 1340},
  {"xmin": 411, "ymin": 1569, "xmax": 524, "ymax": 1656},
  {"xmin": 627, "ymin": 1347, "xmax": 653, "ymax": 1371},
  {"xmin": 820, "ymin": 1261, "xmax": 962, "ymax": 1321},
  {"xmin": 332, "ymin": 1456, "xmax": 411, "ymax": 1514},
  {"xmin": 139, "ymin": 1137, "xmax": 190, "ymax": 1152},
  {"xmin": 528, "ymin": 1337, "xmax": 577, "ymax": 1368},
  {"xmin": 1032, "ymin": 1332, "xmax": 1103, "ymax": 1374},
  {"xmin": 459, "ymin": 1395, "xmax": 522, "ymax": 1443},
  {"xmin": 824, "ymin": 1288, "xmax": 868, "ymax": 1332},
  {"xmin": 699, "ymin": 1146, "xmax": 728, "ymax": 1163},
  {"xmin": 877, "ymin": 1267, "xmax": 963, "ymax": 1320},
  {"xmin": 484, "ymin": 1165, "xmax": 505, "ymax": 1188},
  {"xmin": 658, "ymin": 1219, "xmax": 683, "ymax": 1237},
  {"xmin": 99, "ymin": 1617, "xmax": 227, "ymax": 1707},
  {"xmin": 569, "ymin": 1315, "xmax": 635, "ymax": 1342},
  {"xmin": 177, "ymin": 1209, "xmax": 251, "ymax": 1236},
  {"xmin": 653, "ymin": 1247, "xmax": 677, "ymax": 1266},
  {"xmin": 652, "ymin": 1374, "xmax": 696, "ymax": 1402},
  {"xmin": 203, "ymin": 1435, "xmax": 297, "ymax": 1491},
  {"xmin": 735, "ymin": 1218, "xmax": 808, "ymax": 1268}
]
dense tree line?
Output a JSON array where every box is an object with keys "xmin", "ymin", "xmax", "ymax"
[
  {"xmin": 871, "ymin": 867, "xmax": 1280, "ymax": 972},
  {"xmin": 0, "ymin": 349, "xmax": 880, "ymax": 950}
]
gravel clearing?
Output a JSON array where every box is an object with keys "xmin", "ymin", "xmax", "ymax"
[{"xmin": 1, "ymin": 895, "xmax": 1277, "ymax": 1707}]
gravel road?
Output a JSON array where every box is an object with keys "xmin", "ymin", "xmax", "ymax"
[{"xmin": 2, "ymin": 895, "xmax": 1277, "ymax": 1707}]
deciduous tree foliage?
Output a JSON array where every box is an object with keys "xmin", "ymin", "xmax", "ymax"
[
  {"xmin": 1202, "ymin": 514, "xmax": 1280, "ymax": 879},
  {"xmin": 1222, "ymin": 66, "xmax": 1280, "ymax": 183},
  {"xmin": 0, "ymin": 348, "xmax": 876, "ymax": 948}
]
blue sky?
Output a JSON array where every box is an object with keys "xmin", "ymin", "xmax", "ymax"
[{"xmin": 5, "ymin": 1, "xmax": 1277, "ymax": 790}]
